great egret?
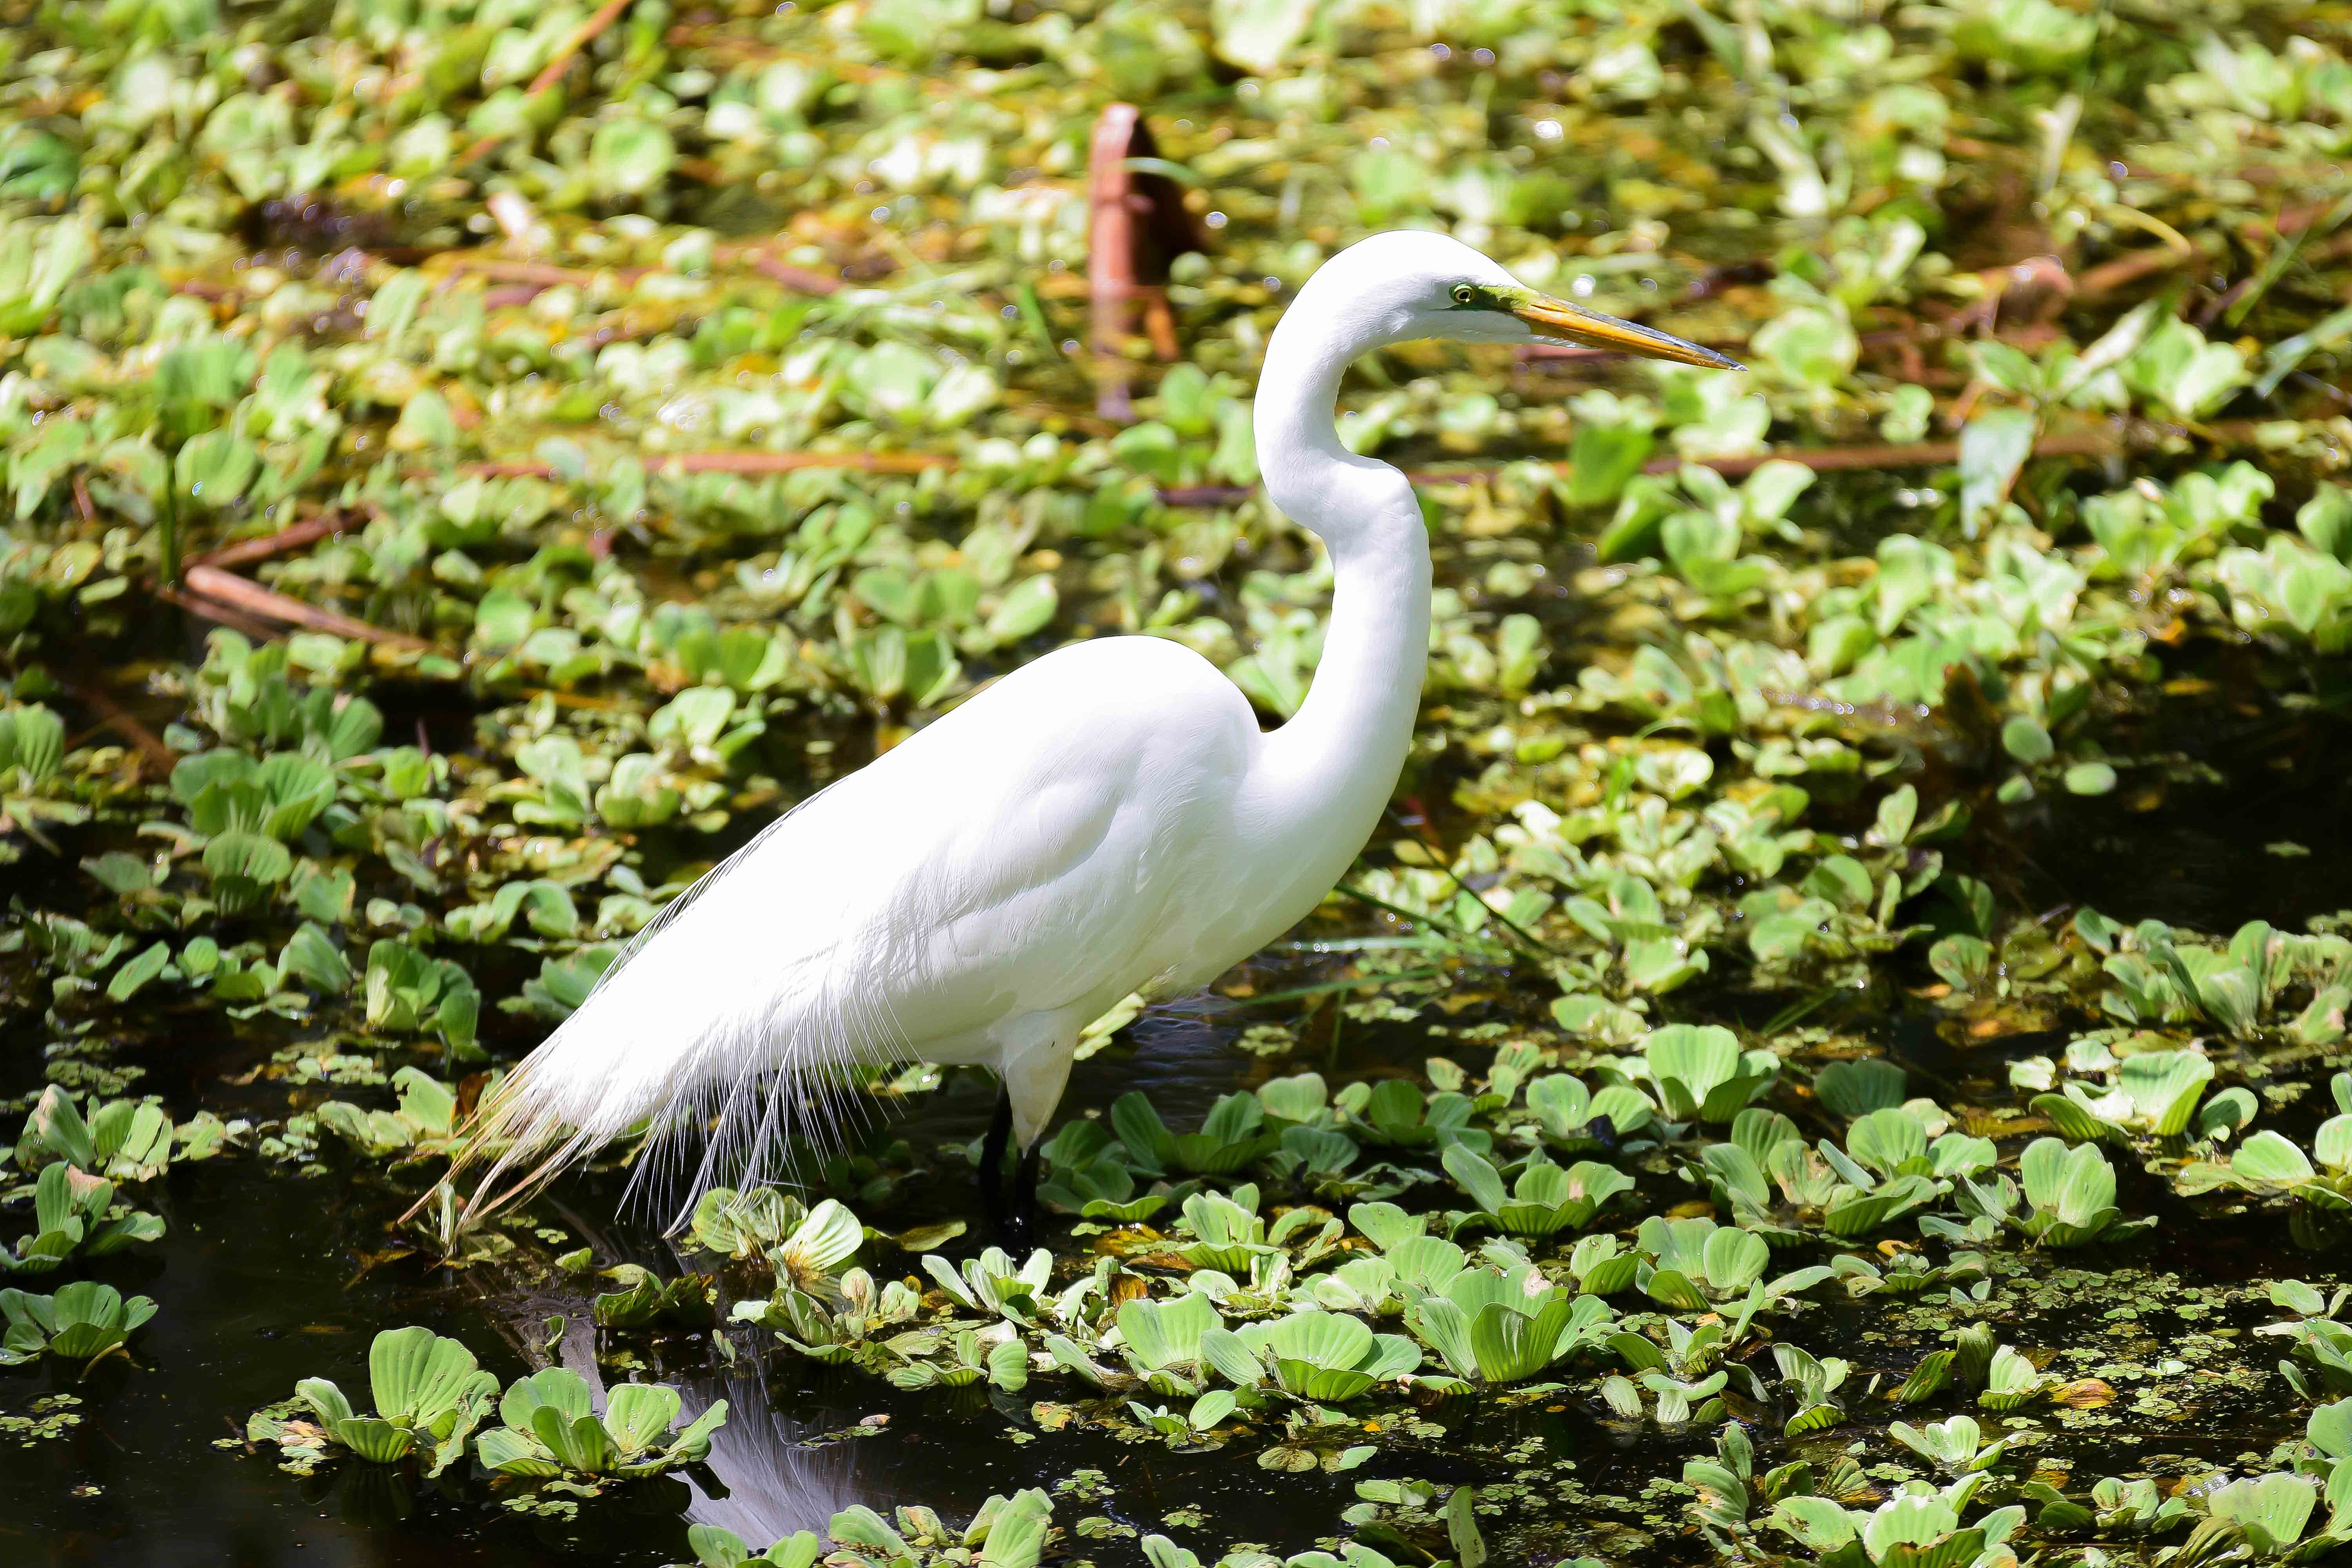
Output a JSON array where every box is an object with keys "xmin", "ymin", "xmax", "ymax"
[{"xmin": 448, "ymin": 231, "xmax": 1738, "ymax": 1241}]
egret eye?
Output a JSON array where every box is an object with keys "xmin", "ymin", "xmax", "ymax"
[{"xmin": 1451, "ymin": 283, "xmax": 1477, "ymax": 305}]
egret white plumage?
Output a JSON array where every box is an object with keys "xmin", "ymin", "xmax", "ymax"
[{"xmin": 445, "ymin": 230, "xmax": 1739, "ymax": 1240}]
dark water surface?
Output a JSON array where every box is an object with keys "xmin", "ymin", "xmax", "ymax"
[
  {"xmin": 1, "ymin": 977, "xmax": 2330, "ymax": 1568},
  {"xmin": 0, "ymin": 980, "xmax": 1403, "ymax": 1568},
  {"xmin": 7, "ymin": 632, "xmax": 2348, "ymax": 1567}
]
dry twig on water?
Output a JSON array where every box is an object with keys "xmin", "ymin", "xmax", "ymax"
[
  {"xmin": 185, "ymin": 516, "xmax": 350, "ymax": 573},
  {"xmin": 456, "ymin": 451, "xmax": 949, "ymax": 481},
  {"xmin": 181, "ymin": 566, "xmax": 436, "ymax": 652}
]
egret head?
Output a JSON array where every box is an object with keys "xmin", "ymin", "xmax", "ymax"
[{"xmin": 1292, "ymin": 229, "xmax": 1742, "ymax": 369}]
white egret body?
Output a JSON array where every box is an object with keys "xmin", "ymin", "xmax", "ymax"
[{"xmin": 456, "ymin": 232, "xmax": 1736, "ymax": 1227}]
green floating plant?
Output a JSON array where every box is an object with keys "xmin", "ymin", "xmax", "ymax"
[
  {"xmin": 0, "ymin": 1280, "xmax": 156, "ymax": 1365},
  {"xmin": 1635, "ymin": 1216, "xmax": 1771, "ymax": 1306},
  {"xmin": 2030, "ymin": 1045, "xmax": 2220, "ymax": 1142},
  {"xmin": 2178, "ymin": 1074, "xmax": 2352, "ymax": 1227},
  {"xmin": 1112, "ymin": 1290, "xmax": 1227, "ymax": 1398},
  {"xmin": 1767, "ymin": 1473, "xmax": 2025, "ymax": 1568},
  {"xmin": 1335, "ymin": 1078, "xmax": 1490, "ymax": 1153},
  {"xmin": 1887, "ymin": 1415, "xmax": 2024, "ymax": 1476},
  {"xmin": 592, "ymin": 1265, "xmax": 717, "ymax": 1330},
  {"xmin": 922, "ymin": 1244, "xmax": 1053, "ymax": 1323},
  {"xmin": 502, "ymin": 944, "xmax": 622, "ymax": 1025},
  {"xmin": 1632, "ymin": 1025, "xmax": 1779, "ymax": 1124},
  {"xmin": 247, "ymin": 1326, "xmax": 498, "ymax": 1475},
  {"xmin": 1208, "ymin": 1308, "xmax": 1422, "ymax": 1403},
  {"xmin": 1953, "ymin": 1138, "xmax": 2154, "ymax": 1250},
  {"xmin": 1706, "ymin": 1105, "xmax": 1957, "ymax": 1243},
  {"xmin": 1034, "ymin": 1120, "xmax": 1151, "ymax": 1219},
  {"xmin": 1565, "ymin": 1232, "xmax": 1644, "ymax": 1297},
  {"xmin": 167, "ymin": 747, "xmax": 336, "ymax": 908},
  {"xmin": 2, "ymin": 1161, "xmax": 165, "ymax": 1274},
  {"xmin": 1813, "ymin": 1059, "xmax": 1908, "ymax": 1118},
  {"xmin": 1599, "ymin": 1361, "xmax": 1729, "ymax": 1428},
  {"xmin": 688, "ymin": 1187, "xmax": 864, "ymax": 1294},
  {"xmin": 689, "ymin": 1529, "xmax": 825, "ymax": 1568},
  {"xmin": 2080, "ymin": 915, "xmax": 2352, "ymax": 1047},
  {"xmin": 1112, "ymin": 1090, "xmax": 1283, "ymax": 1176},
  {"xmin": 1976, "ymin": 1345, "xmax": 2053, "ymax": 1413},
  {"xmin": 2179, "ymin": 1470, "xmax": 2351, "ymax": 1564},
  {"xmin": 1834, "ymin": 1250, "xmax": 1989, "ymax": 1302},
  {"xmin": 2022, "ymin": 1471, "xmax": 2192, "ymax": 1536},
  {"xmin": 738, "ymin": 1267, "xmax": 922, "ymax": 1369},
  {"xmin": 361, "ymin": 937, "xmax": 481, "ymax": 1052},
  {"xmin": 186, "ymin": 635, "xmax": 383, "ymax": 760},
  {"xmin": 883, "ymin": 1325, "xmax": 1029, "ymax": 1392},
  {"xmin": 1407, "ymin": 1263, "xmax": 1614, "ymax": 1387},
  {"xmin": 1772, "ymin": 1343, "xmax": 1851, "ymax": 1437},
  {"xmin": 2259, "ymin": 1281, "xmax": 2352, "ymax": 1400},
  {"xmin": 1127, "ymin": 1384, "xmax": 1239, "ymax": 1441},
  {"xmin": 474, "ymin": 1368, "xmax": 728, "ymax": 1481},
  {"xmin": 1686, "ymin": 1421, "xmax": 1820, "ymax": 1547},
  {"xmin": 1170, "ymin": 1185, "xmax": 1275, "ymax": 1272},
  {"xmin": 1521, "ymin": 1070, "xmax": 1654, "ymax": 1151},
  {"xmin": 11, "ymin": 1084, "xmax": 196, "ymax": 1182},
  {"xmin": 314, "ymin": 1067, "xmax": 461, "ymax": 1160},
  {"xmin": 1441, "ymin": 1144, "xmax": 1633, "ymax": 1238},
  {"xmin": 695, "ymin": 1490, "xmax": 1053, "ymax": 1568},
  {"xmin": 0, "ymin": 701, "xmax": 81, "ymax": 841}
]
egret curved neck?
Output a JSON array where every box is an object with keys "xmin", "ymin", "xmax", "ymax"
[{"xmin": 1249, "ymin": 319, "xmax": 1433, "ymax": 880}]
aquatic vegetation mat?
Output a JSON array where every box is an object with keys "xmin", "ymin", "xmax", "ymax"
[{"xmin": 3, "ymin": 0, "xmax": 2352, "ymax": 1562}]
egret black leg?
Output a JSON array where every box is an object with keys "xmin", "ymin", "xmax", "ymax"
[
  {"xmin": 1000, "ymin": 1142, "xmax": 1042, "ymax": 1253},
  {"xmin": 978, "ymin": 1085, "xmax": 1013, "ymax": 1230}
]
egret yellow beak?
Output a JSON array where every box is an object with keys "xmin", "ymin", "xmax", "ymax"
[{"xmin": 1506, "ymin": 290, "xmax": 1744, "ymax": 370}]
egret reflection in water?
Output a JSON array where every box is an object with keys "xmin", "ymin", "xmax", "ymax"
[
  {"xmin": 674, "ymin": 1366, "xmax": 881, "ymax": 1548},
  {"xmin": 513, "ymin": 1234, "xmax": 882, "ymax": 1551}
]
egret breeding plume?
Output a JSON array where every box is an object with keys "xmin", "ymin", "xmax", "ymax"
[{"xmin": 448, "ymin": 231, "xmax": 1739, "ymax": 1240}]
